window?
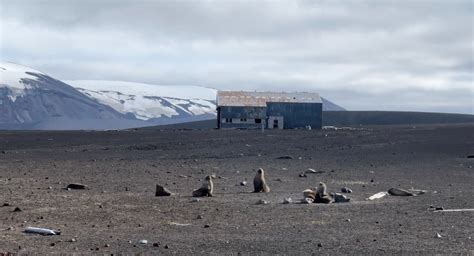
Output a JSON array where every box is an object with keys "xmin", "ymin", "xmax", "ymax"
[
  {"xmin": 240, "ymin": 118, "xmax": 247, "ymax": 122},
  {"xmin": 226, "ymin": 118, "xmax": 232, "ymax": 123},
  {"xmin": 255, "ymin": 119, "xmax": 261, "ymax": 124}
]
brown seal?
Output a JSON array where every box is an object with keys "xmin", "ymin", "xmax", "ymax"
[
  {"xmin": 192, "ymin": 175, "xmax": 214, "ymax": 197},
  {"xmin": 253, "ymin": 168, "xmax": 270, "ymax": 193}
]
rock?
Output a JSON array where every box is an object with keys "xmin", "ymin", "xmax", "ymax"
[
  {"xmin": 302, "ymin": 197, "xmax": 314, "ymax": 204},
  {"xmin": 197, "ymin": 215, "xmax": 203, "ymax": 219},
  {"xmin": 299, "ymin": 173, "xmax": 307, "ymax": 178},
  {"xmin": 204, "ymin": 224, "xmax": 210, "ymax": 228},
  {"xmin": 277, "ymin": 155, "xmax": 294, "ymax": 160},
  {"xmin": 139, "ymin": 239, "xmax": 148, "ymax": 244},
  {"xmin": 388, "ymin": 188, "xmax": 416, "ymax": 196},
  {"xmin": 13, "ymin": 207, "xmax": 22, "ymax": 212},
  {"xmin": 192, "ymin": 198, "xmax": 201, "ymax": 203},
  {"xmin": 333, "ymin": 193, "xmax": 351, "ymax": 203},
  {"xmin": 435, "ymin": 207, "xmax": 444, "ymax": 211},
  {"xmin": 240, "ymin": 181, "xmax": 247, "ymax": 186},
  {"xmin": 153, "ymin": 242, "xmax": 159, "ymax": 247},
  {"xmin": 435, "ymin": 233, "xmax": 442, "ymax": 238},
  {"xmin": 256, "ymin": 199, "xmax": 269, "ymax": 205},
  {"xmin": 317, "ymin": 243, "xmax": 322, "ymax": 248},
  {"xmin": 66, "ymin": 183, "xmax": 87, "ymax": 190},
  {"xmin": 155, "ymin": 184, "xmax": 174, "ymax": 196},
  {"xmin": 69, "ymin": 238, "xmax": 77, "ymax": 242},
  {"xmin": 341, "ymin": 187, "xmax": 353, "ymax": 193},
  {"xmin": 283, "ymin": 198, "xmax": 292, "ymax": 204}
]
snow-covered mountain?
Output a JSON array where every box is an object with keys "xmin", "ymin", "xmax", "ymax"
[
  {"xmin": 66, "ymin": 80, "xmax": 217, "ymax": 121},
  {"xmin": 0, "ymin": 62, "xmax": 137, "ymax": 130}
]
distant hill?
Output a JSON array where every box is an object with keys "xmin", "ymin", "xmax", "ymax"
[
  {"xmin": 321, "ymin": 97, "xmax": 345, "ymax": 111},
  {"xmin": 322, "ymin": 111, "xmax": 474, "ymax": 126},
  {"xmin": 150, "ymin": 111, "xmax": 474, "ymax": 130}
]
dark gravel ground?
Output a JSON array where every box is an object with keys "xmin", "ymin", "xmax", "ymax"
[{"xmin": 0, "ymin": 124, "xmax": 473, "ymax": 255}]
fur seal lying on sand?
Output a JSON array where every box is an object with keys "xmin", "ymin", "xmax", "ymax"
[
  {"xmin": 315, "ymin": 182, "xmax": 332, "ymax": 204},
  {"xmin": 192, "ymin": 175, "xmax": 214, "ymax": 197},
  {"xmin": 388, "ymin": 188, "xmax": 416, "ymax": 196},
  {"xmin": 253, "ymin": 168, "xmax": 270, "ymax": 193}
]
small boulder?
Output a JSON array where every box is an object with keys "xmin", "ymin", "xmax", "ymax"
[
  {"xmin": 66, "ymin": 183, "xmax": 87, "ymax": 190},
  {"xmin": 333, "ymin": 193, "xmax": 350, "ymax": 203},
  {"xmin": 155, "ymin": 185, "xmax": 174, "ymax": 197},
  {"xmin": 283, "ymin": 198, "xmax": 292, "ymax": 204}
]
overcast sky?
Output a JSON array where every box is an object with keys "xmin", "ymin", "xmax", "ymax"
[{"xmin": 0, "ymin": 0, "xmax": 472, "ymax": 114}]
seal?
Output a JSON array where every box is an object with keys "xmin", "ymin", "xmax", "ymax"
[
  {"xmin": 314, "ymin": 182, "xmax": 332, "ymax": 203},
  {"xmin": 253, "ymin": 168, "xmax": 270, "ymax": 193},
  {"xmin": 192, "ymin": 175, "xmax": 214, "ymax": 197},
  {"xmin": 388, "ymin": 188, "xmax": 415, "ymax": 196}
]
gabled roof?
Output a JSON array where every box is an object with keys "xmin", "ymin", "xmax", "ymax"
[{"xmin": 217, "ymin": 91, "xmax": 322, "ymax": 107}]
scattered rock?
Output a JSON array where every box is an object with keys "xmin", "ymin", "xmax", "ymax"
[
  {"xmin": 277, "ymin": 155, "xmax": 294, "ymax": 160},
  {"xmin": 283, "ymin": 198, "xmax": 292, "ymax": 204},
  {"xmin": 204, "ymin": 224, "xmax": 210, "ymax": 228},
  {"xmin": 197, "ymin": 215, "xmax": 203, "ymax": 219},
  {"xmin": 2, "ymin": 203, "xmax": 10, "ymax": 207},
  {"xmin": 153, "ymin": 242, "xmax": 160, "ymax": 247},
  {"xmin": 13, "ymin": 207, "xmax": 22, "ymax": 212},
  {"xmin": 333, "ymin": 193, "xmax": 351, "ymax": 203},
  {"xmin": 345, "ymin": 219, "xmax": 351, "ymax": 222},
  {"xmin": 305, "ymin": 168, "xmax": 325, "ymax": 174},
  {"xmin": 388, "ymin": 188, "xmax": 416, "ymax": 196},
  {"xmin": 240, "ymin": 181, "xmax": 247, "ymax": 186},
  {"xmin": 302, "ymin": 197, "xmax": 314, "ymax": 204},
  {"xmin": 317, "ymin": 243, "xmax": 322, "ymax": 248},
  {"xmin": 139, "ymin": 239, "xmax": 148, "ymax": 244},
  {"xmin": 69, "ymin": 238, "xmax": 77, "ymax": 242},
  {"xmin": 435, "ymin": 233, "xmax": 442, "ymax": 238},
  {"xmin": 66, "ymin": 183, "xmax": 87, "ymax": 190},
  {"xmin": 256, "ymin": 199, "xmax": 269, "ymax": 205},
  {"xmin": 155, "ymin": 184, "xmax": 174, "ymax": 196},
  {"xmin": 192, "ymin": 198, "xmax": 201, "ymax": 203},
  {"xmin": 341, "ymin": 187, "xmax": 353, "ymax": 193},
  {"xmin": 299, "ymin": 173, "xmax": 307, "ymax": 178}
]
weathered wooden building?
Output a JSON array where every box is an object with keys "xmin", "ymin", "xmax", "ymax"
[{"xmin": 216, "ymin": 91, "xmax": 322, "ymax": 129}]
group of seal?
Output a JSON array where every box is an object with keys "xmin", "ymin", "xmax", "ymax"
[
  {"xmin": 302, "ymin": 182, "xmax": 333, "ymax": 204},
  {"xmin": 192, "ymin": 168, "xmax": 270, "ymax": 197}
]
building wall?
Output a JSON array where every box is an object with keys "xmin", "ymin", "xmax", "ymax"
[
  {"xmin": 218, "ymin": 106, "xmax": 266, "ymax": 129},
  {"xmin": 266, "ymin": 102, "xmax": 322, "ymax": 129},
  {"xmin": 217, "ymin": 103, "xmax": 322, "ymax": 129}
]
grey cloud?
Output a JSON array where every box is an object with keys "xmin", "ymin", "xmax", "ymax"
[{"xmin": 0, "ymin": 0, "xmax": 472, "ymax": 114}]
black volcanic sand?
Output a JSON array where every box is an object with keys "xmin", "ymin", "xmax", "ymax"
[{"xmin": 0, "ymin": 124, "xmax": 473, "ymax": 255}]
